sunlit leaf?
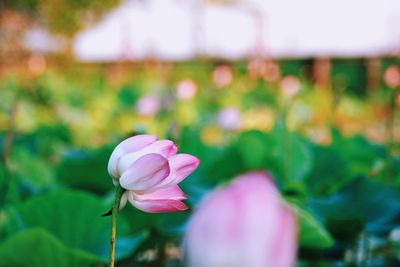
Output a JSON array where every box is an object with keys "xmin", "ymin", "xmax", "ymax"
[{"xmin": 293, "ymin": 206, "xmax": 335, "ymax": 249}]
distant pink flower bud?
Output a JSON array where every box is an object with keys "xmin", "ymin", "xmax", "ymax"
[
  {"xmin": 264, "ymin": 61, "xmax": 281, "ymax": 82},
  {"xmin": 136, "ymin": 95, "xmax": 161, "ymax": 116},
  {"xmin": 247, "ymin": 59, "xmax": 281, "ymax": 82},
  {"xmin": 108, "ymin": 134, "xmax": 200, "ymax": 213},
  {"xmin": 185, "ymin": 172, "xmax": 297, "ymax": 267},
  {"xmin": 217, "ymin": 107, "xmax": 241, "ymax": 130},
  {"xmin": 280, "ymin": 76, "xmax": 300, "ymax": 97},
  {"xmin": 176, "ymin": 79, "xmax": 198, "ymax": 100},
  {"xmin": 212, "ymin": 65, "xmax": 233, "ymax": 88},
  {"xmin": 384, "ymin": 65, "xmax": 400, "ymax": 89}
]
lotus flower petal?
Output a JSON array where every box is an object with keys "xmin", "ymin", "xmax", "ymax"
[
  {"xmin": 185, "ymin": 171, "xmax": 297, "ymax": 267},
  {"xmin": 133, "ymin": 185, "xmax": 187, "ymax": 201},
  {"xmin": 158, "ymin": 154, "xmax": 200, "ymax": 188},
  {"xmin": 107, "ymin": 134, "xmax": 157, "ymax": 177},
  {"xmin": 119, "ymin": 153, "xmax": 170, "ymax": 191},
  {"xmin": 129, "ymin": 191, "xmax": 188, "ymax": 213},
  {"xmin": 117, "ymin": 140, "xmax": 177, "ymax": 175}
]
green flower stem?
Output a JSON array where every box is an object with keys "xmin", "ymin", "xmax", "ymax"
[
  {"xmin": 281, "ymin": 101, "xmax": 291, "ymax": 184},
  {"xmin": 0, "ymin": 102, "xmax": 18, "ymax": 208},
  {"xmin": 109, "ymin": 185, "xmax": 125, "ymax": 267},
  {"xmin": 386, "ymin": 88, "xmax": 398, "ymax": 182}
]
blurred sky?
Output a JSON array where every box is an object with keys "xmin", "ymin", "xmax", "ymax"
[{"xmin": 68, "ymin": 0, "xmax": 400, "ymax": 61}]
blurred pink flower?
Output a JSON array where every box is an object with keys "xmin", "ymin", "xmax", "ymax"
[
  {"xmin": 176, "ymin": 79, "xmax": 198, "ymax": 100},
  {"xmin": 185, "ymin": 172, "xmax": 297, "ymax": 267},
  {"xmin": 27, "ymin": 53, "xmax": 47, "ymax": 75},
  {"xmin": 108, "ymin": 134, "xmax": 200, "ymax": 213},
  {"xmin": 280, "ymin": 76, "xmax": 300, "ymax": 97},
  {"xmin": 217, "ymin": 107, "xmax": 241, "ymax": 130},
  {"xmin": 212, "ymin": 65, "xmax": 233, "ymax": 88},
  {"xmin": 247, "ymin": 58, "xmax": 267, "ymax": 79},
  {"xmin": 384, "ymin": 65, "xmax": 400, "ymax": 89},
  {"xmin": 136, "ymin": 95, "xmax": 161, "ymax": 116},
  {"xmin": 247, "ymin": 59, "xmax": 281, "ymax": 82},
  {"xmin": 264, "ymin": 60, "xmax": 281, "ymax": 82}
]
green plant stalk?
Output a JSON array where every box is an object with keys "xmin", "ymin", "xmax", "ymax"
[
  {"xmin": 388, "ymin": 89, "xmax": 397, "ymax": 153},
  {"xmin": 281, "ymin": 101, "xmax": 291, "ymax": 183},
  {"xmin": 0, "ymin": 102, "xmax": 18, "ymax": 208},
  {"xmin": 386, "ymin": 88, "xmax": 398, "ymax": 182},
  {"xmin": 109, "ymin": 185, "xmax": 125, "ymax": 267}
]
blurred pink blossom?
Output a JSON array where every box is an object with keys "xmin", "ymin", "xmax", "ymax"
[
  {"xmin": 280, "ymin": 75, "xmax": 301, "ymax": 97},
  {"xmin": 217, "ymin": 107, "xmax": 241, "ymax": 130},
  {"xmin": 136, "ymin": 95, "xmax": 161, "ymax": 116},
  {"xmin": 247, "ymin": 58, "xmax": 267, "ymax": 79},
  {"xmin": 185, "ymin": 172, "xmax": 297, "ymax": 267},
  {"xmin": 264, "ymin": 61, "xmax": 281, "ymax": 82},
  {"xmin": 384, "ymin": 65, "xmax": 400, "ymax": 89},
  {"xmin": 247, "ymin": 59, "xmax": 281, "ymax": 82},
  {"xmin": 108, "ymin": 134, "xmax": 200, "ymax": 213},
  {"xmin": 176, "ymin": 79, "xmax": 198, "ymax": 100},
  {"xmin": 27, "ymin": 53, "xmax": 47, "ymax": 75},
  {"xmin": 212, "ymin": 65, "xmax": 233, "ymax": 88}
]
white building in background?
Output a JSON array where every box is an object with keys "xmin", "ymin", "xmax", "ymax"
[{"xmin": 71, "ymin": 0, "xmax": 400, "ymax": 61}]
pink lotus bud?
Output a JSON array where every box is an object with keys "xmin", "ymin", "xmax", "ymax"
[
  {"xmin": 108, "ymin": 135, "xmax": 200, "ymax": 213},
  {"xmin": 185, "ymin": 172, "xmax": 297, "ymax": 267}
]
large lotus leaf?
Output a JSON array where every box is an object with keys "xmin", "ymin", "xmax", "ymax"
[
  {"xmin": 268, "ymin": 122, "xmax": 313, "ymax": 183},
  {"xmin": 331, "ymin": 133, "xmax": 386, "ymax": 178},
  {"xmin": 178, "ymin": 126, "xmax": 246, "ymax": 191},
  {"xmin": 0, "ymin": 228, "xmax": 99, "ymax": 267},
  {"xmin": 308, "ymin": 177, "xmax": 400, "ymax": 238},
  {"xmin": 294, "ymin": 206, "xmax": 335, "ymax": 249},
  {"xmin": 2, "ymin": 190, "xmax": 146, "ymax": 264},
  {"xmin": 9, "ymin": 148, "xmax": 55, "ymax": 194},
  {"xmin": 57, "ymin": 147, "xmax": 113, "ymax": 194},
  {"xmin": 307, "ymin": 132, "xmax": 387, "ymax": 196},
  {"xmin": 203, "ymin": 147, "xmax": 246, "ymax": 185},
  {"xmin": 236, "ymin": 130, "xmax": 273, "ymax": 170},
  {"xmin": 232, "ymin": 128, "xmax": 313, "ymax": 185},
  {"xmin": 120, "ymin": 204, "xmax": 190, "ymax": 238},
  {"xmin": 306, "ymin": 145, "xmax": 351, "ymax": 196}
]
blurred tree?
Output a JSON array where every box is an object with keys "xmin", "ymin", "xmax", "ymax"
[{"xmin": 2, "ymin": 0, "xmax": 122, "ymax": 36}]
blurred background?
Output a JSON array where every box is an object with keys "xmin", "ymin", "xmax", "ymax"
[{"xmin": 1, "ymin": 0, "xmax": 400, "ymax": 266}]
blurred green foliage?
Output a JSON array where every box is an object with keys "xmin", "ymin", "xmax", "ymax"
[
  {"xmin": 2, "ymin": 0, "xmax": 121, "ymax": 35},
  {"xmin": 0, "ymin": 61, "xmax": 399, "ymax": 266}
]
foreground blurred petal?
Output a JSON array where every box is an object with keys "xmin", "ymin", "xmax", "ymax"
[
  {"xmin": 107, "ymin": 134, "xmax": 157, "ymax": 177},
  {"xmin": 185, "ymin": 171, "xmax": 297, "ymax": 267},
  {"xmin": 120, "ymin": 154, "xmax": 170, "ymax": 191},
  {"xmin": 267, "ymin": 205, "xmax": 298, "ymax": 267}
]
